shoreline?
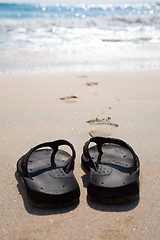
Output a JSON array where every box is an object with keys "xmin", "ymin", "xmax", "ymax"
[
  {"xmin": 0, "ymin": 69, "xmax": 160, "ymax": 239},
  {"xmin": 1, "ymin": 68, "xmax": 160, "ymax": 76},
  {"xmin": 0, "ymin": 68, "xmax": 160, "ymax": 76}
]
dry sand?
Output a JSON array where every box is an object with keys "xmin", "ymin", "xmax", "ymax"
[{"xmin": 0, "ymin": 70, "xmax": 160, "ymax": 240}]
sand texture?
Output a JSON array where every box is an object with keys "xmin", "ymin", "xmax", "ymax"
[{"xmin": 0, "ymin": 70, "xmax": 160, "ymax": 240}]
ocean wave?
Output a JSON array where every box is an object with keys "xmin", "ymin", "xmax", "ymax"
[{"xmin": 0, "ymin": 14, "xmax": 160, "ymax": 32}]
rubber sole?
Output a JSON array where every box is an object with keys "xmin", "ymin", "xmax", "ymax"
[
  {"xmin": 87, "ymin": 181, "xmax": 139, "ymax": 204},
  {"xmin": 88, "ymin": 194, "xmax": 139, "ymax": 205}
]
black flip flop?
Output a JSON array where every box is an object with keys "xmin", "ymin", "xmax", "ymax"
[
  {"xmin": 17, "ymin": 140, "xmax": 80, "ymax": 208},
  {"xmin": 81, "ymin": 137, "xmax": 140, "ymax": 204}
]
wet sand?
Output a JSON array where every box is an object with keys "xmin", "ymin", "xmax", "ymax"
[{"xmin": 0, "ymin": 70, "xmax": 160, "ymax": 239}]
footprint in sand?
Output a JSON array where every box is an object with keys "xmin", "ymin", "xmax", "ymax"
[
  {"xmin": 85, "ymin": 82, "xmax": 98, "ymax": 86},
  {"xmin": 87, "ymin": 117, "xmax": 118, "ymax": 127},
  {"xmin": 87, "ymin": 117, "xmax": 118, "ymax": 137},
  {"xmin": 60, "ymin": 95, "xmax": 78, "ymax": 103}
]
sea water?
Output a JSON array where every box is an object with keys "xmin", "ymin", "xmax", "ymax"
[{"xmin": 0, "ymin": 1, "xmax": 160, "ymax": 73}]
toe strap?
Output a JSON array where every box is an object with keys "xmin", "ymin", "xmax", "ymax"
[
  {"xmin": 21, "ymin": 140, "xmax": 76, "ymax": 178},
  {"xmin": 83, "ymin": 137, "xmax": 139, "ymax": 174}
]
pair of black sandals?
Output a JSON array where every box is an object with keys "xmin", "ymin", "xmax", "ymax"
[{"xmin": 17, "ymin": 137, "xmax": 140, "ymax": 208}]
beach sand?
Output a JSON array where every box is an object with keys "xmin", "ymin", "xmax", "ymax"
[{"xmin": 0, "ymin": 70, "xmax": 160, "ymax": 239}]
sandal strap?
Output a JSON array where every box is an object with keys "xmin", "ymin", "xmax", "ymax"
[
  {"xmin": 21, "ymin": 140, "xmax": 76, "ymax": 178},
  {"xmin": 83, "ymin": 137, "xmax": 139, "ymax": 174}
]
